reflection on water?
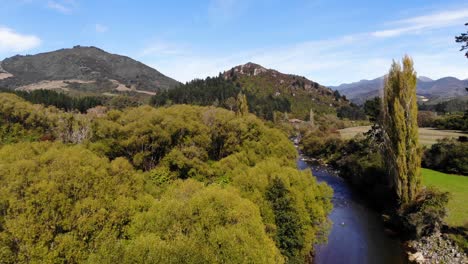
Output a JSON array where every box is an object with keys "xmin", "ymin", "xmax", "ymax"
[{"xmin": 297, "ymin": 156, "xmax": 406, "ymax": 264}]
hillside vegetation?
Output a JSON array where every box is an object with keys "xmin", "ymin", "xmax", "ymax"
[
  {"xmin": 0, "ymin": 93, "xmax": 332, "ymax": 263},
  {"xmin": 152, "ymin": 63, "xmax": 350, "ymax": 121}
]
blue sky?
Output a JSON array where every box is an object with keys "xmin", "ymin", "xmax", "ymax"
[{"xmin": 0, "ymin": 0, "xmax": 467, "ymax": 85}]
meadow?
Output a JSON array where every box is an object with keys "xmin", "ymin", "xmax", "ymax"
[
  {"xmin": 422, "ymin": 168, "xmax": 468, "ymax": 227},
  {"xmin": 338, "ymin": 126, "xmax": 467, "ymax": 146}
]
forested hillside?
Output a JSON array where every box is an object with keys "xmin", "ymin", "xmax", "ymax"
[
  {"xmin": 151, "ymin": 63, "xmax": 350, "ymax": 121},
  {"xmin": 0, "ymin": 93, "xmax": 332, "ymax": 263}
]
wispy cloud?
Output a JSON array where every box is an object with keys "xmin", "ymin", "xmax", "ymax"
[
  {"xmin": 140, "ymin": 7, "xmax": 468, "ymax": 85},
  {"xmin": 373, "ymin": 8, "xmax": 468, "ymax": 38},
  {"xmin": 0, "ymin": 26, "xmax": 41, "ymax": 53},
  {"xmin": 47, "ymin": 0, "xmax": 76, "ymax": 14},
  {"xmin": 95, "ymin": 24, "xmax": 108, "ymax": 33}
]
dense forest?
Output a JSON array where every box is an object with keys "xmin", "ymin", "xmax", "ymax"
[
  {"xmin": 0, "ymin": 88, "xmax": 103, "ymax": 113},
  {"xmin": 151, "ymin": 76, "xmax": 291, "ymax": 121},
  {"xmin": 0, "ymin": 93, "xmax": 333, "ymax": 263}
]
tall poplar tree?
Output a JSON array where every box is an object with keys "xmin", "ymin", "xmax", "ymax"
[
  {"xmin": 236, "ymin": 92, "xmax": 249, "ymax": 116},
  {"xmin": 382, "ymin": 55, "xmax": 421, "ymax": 205}
]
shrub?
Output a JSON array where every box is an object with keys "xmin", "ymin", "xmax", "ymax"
[
  {"xmin": 398, "ymin": 187, "xmax": 450, "ymax": 239},
  {"xmin": 422, "ymin": 138, "xmax": 468, "ymax": 175}
]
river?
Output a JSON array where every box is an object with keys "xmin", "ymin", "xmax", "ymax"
[{"xmin": 296, "ymin": 153, "xmax": 407, "ymax": 264}]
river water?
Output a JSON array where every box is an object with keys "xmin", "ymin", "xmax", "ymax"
[{"xmin": 296, "ymin": 154, "xmax": 407, "ymax": 264}]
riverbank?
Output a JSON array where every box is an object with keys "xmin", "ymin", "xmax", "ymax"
[
  {"xmin": 406, "ymin": 232, "xmax": 467, "ymax": 263},
  {"xmin": 297, "ymin": 154, "xmax": 406, "ymax": 264},
  {"xmin": 299, "ymin": 152, "xmax": 467, "ymax": 264}
]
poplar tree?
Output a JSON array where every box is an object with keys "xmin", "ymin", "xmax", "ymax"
[
  {"xmin": 236, "ymin": 92, "xmax": 249, "ymax": 116},
  {"xmin": 309, "ymin": 108, "xmax": 315, "ymax": 127},
  {"xmin": 382, "ymin": 55, "xmax": 421, "ymax": 205}
]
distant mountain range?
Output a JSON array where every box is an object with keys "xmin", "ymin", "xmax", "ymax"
[
  {"xmin": 331, "ymin": 76, "xmax": 468, "ymax": 104},
  {"xmin": 0, "ymin": 46, "xmax": 179, "ymax": 96}
]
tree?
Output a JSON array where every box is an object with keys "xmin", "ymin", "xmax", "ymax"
[
  {"xmin": 364, "ymin": 97, "xmax": 382, "ymax": 122},
  {"xmin": 236, "ymin": 92, "xmax": 249, "ymax": 116},
  {"xmin": 267, "ymin": 177, "xmax": 304, "ymax": 261},
  {"xmin": 381, "ymin": 56, "xmax": 421, "ymax": 205},
  {"xmin": 455, "ymin": 23, "xmax": 468, "ymax": 58},
  {"xmin": 309, "ymin": 109, "xmax": 315, "ymax": 127}
]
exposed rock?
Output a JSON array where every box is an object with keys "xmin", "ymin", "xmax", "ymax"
[{"xmin": 406, "ymin": 232, "xmax": 468, "ymax": 264}]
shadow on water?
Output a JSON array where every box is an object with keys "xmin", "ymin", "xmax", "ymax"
[{"xmin": 297, "ymin": 155, "xmax": 407, "ymax": 264}]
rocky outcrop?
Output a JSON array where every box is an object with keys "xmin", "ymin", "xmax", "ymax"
[{"xmin": 406, "ymin": 232, "xmax": 467, "ymax": 263}]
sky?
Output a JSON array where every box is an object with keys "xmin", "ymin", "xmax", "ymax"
[{"xmin": 0, "ymin": 0, "xmax": 467, "ymax": 85}]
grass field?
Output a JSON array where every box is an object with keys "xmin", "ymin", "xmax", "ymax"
[
  {"xmin": 422, "ymin": 168, "xmax": 468, "ymax": 227},
  {"xmin": 338, "ymin": 126, "xmax": 467, "ymax": 146}
]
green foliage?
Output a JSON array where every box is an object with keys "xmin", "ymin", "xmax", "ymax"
[
  {"xmin": 236, "ymin": 92, "xmax": 249, "ymax": 116},
  {"xmin": 0, "ymin": 96, "xmax": 333, "ymax": 263},
  {"xmin": 0, "ymin": 88, "xmax": 103, "ymax": 113},
  {"xmin": 363, "ymin": 97, "xmax": 382, "ymax": 122},
  {"xmin": 107, "ymin": 95, "xmax": 142, "ymax": 110},
  {"xmin": 455, "ymin": 22, "xmax": 468, "ymax": 58},
  {"xmin": 0, "ymin": 142, "xmax": 146, "ymax": 263},
  {"xmin": 300, "ymin": 130, "xmax": 343, "ymax": 160},
  {"xmin": 432, "ymin": 113, "xmax": 468, "ymax": 131},
  {"xmin": 150, "ymin": 76, "xmax": 291, "ymax": 120},
  {"xmin": 398, "ymin": 187, "xmax": 450, "ymax": 239},
  {"xmin": 230, "ymin": 160, "xmax": 332, "ymax": 263},
  {"xmin": 0, "ymin": 93, "xmax": 58, "ymax": 144},
  {"xmin": 422, "ymin": 169, "xmax": 468, "ymax": 227},
  {"xmin": 90, "ymin": 180, "xmax": 284, "ymax": 264},
  {"xmin": 336, "ymin": 104, "xmax": 366, "ymax": 120},
  {"xmin": 422, "ymin": 138, "xmax": 468, "ymax": 175},
  {"xmin": 267, "ymin": 178, "xmax": 304, "ymax": 260},
  {"xmin": 382, "ymin": 56, "xmax": 422, "ymax": 205},
  {"xmin": 90, "ymin": 105, "xmax": 296, "ymax": 173}
]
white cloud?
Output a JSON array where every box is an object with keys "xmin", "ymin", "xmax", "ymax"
[
  {"xmin": 47, "ymin": 0, "xmax": 76, "ymax": 14},
  {"xmin": 95, "ymin": 24, "xmax": 108, "ymax": 33},
  {"xmin": 0, "ymin": 26, "xmax": 41, "ymax": 53},
  {"xmin": 140, "ymin": 8, "xmax": 468, "ymax": 85},
  {"xmin": 373, "ymin": 8, "xmax": 468, "ymax": 38}
]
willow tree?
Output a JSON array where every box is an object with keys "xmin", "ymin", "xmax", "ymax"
[{"xmin": 382, "ymin": 55, "xmax": 421, "ymax": 205}]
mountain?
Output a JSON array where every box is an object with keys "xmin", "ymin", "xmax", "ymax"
[
  {"xmin": 332, "ymin": 76, "xmax": 468, "ymax": 104},
  {"xmin": 418, "ymin": 76, "xmax": 433, "ymax": 82},
  {"xmin": 223, "ymin": 63, "xmax": 349, "ymax": 119},
  {"xmin": 0, "ymin": 46, "xmax": 179, "ymax": 96}
]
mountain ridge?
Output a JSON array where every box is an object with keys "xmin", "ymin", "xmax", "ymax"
[
  {"xmin": 0, "ymin": 46, "xmax": 180, "ymax": 95},
  {"xmin": 331, "ymin": 75, "xmax": 468, "ymax": 104}
]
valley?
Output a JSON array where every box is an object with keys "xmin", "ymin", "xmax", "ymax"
[{"xmin": 2, "ymin": 0, "xmax": 468, "ymax": 262}]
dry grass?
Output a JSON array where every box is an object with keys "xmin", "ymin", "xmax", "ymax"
[
  {"xmin": 0, "ymin": 73, "xmax": 13, "ymax": 80},
  {"xmin": 338, "ymin": 126, "xmax": 467, "ymax": 146}
]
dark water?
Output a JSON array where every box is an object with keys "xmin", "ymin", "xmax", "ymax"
[{"xmin": 296, "ymin": 155, "xmax": 406, "ymax": 264}]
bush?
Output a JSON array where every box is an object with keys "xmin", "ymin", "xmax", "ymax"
[
  {"xmin": 432, "ymin": 113, "xmax": 468, "ymax": 131},
  {"xmin": 398, "ymin": 187, "xmax": 450, "ymax": 239},
  {"xmin": 337, "ymin": 105, "xmax": 366, "ymax": 120},
  {"xmin": 300, "ymin": 130, "xmax": 343, "ymax": 160},
  {"xmin": 423, "ymin": 138, "xmax": 468, "ymax": 175}
]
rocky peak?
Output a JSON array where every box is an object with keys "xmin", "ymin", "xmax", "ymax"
[{"xmin": 227, "ymin": 62, "xmax": 270, "ymax": 77}]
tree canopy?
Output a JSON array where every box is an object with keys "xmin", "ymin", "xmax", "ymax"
[
  {"xmin": 0, "ymin": 93, "xmax": 333, "ymax": 263},
  {"xmin": 382, "ymin": 56, "xmax": 421, "ymax": 205},
  {"xmin": 455, "ymin": 23, "xmax": 468, "ymax": 58}
]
